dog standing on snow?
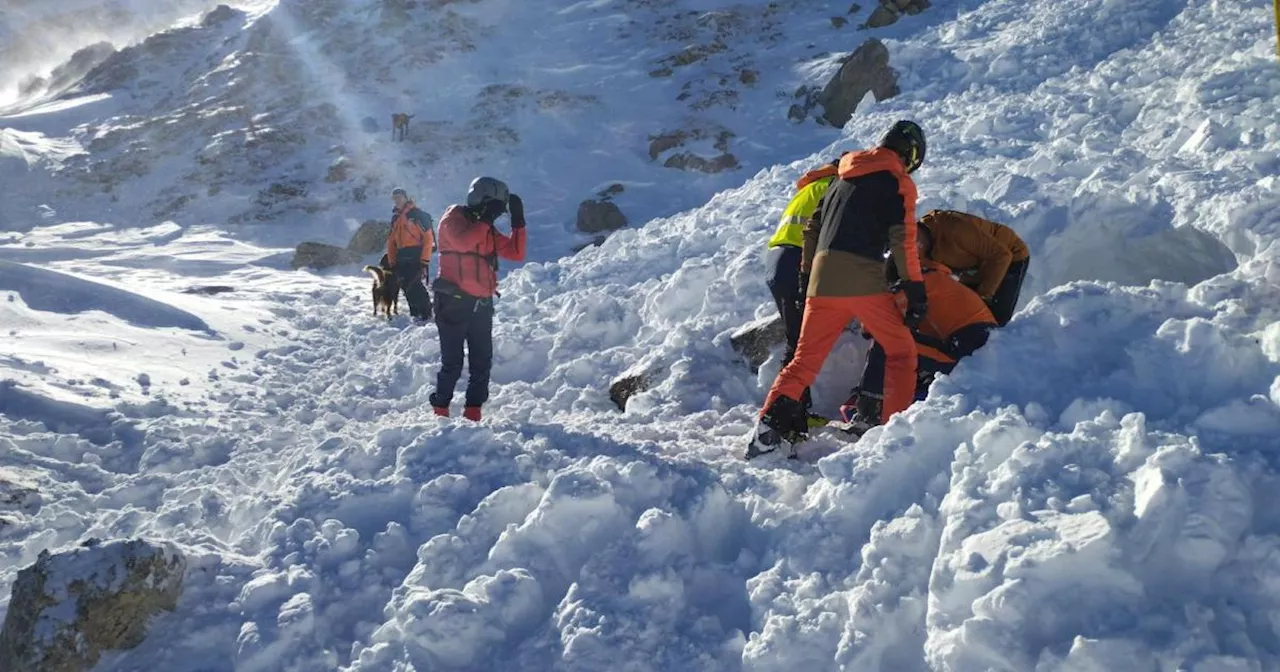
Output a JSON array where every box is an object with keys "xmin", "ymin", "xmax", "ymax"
[
  {"xmin": 364, "ymin": 254, "xmax": 400, "ymax": 320},
  {"xmin": 391, "ymin": 113, "xmax": 414, "ymax": 141}
]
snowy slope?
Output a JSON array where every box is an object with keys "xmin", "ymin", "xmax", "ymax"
[
  {"xmin": 0, "ymin": 0, "xmax": 874, "ymax": 258},
  {"xmin": 2, "ymin": 0, "xmax": 1280, "ymax": 671}
]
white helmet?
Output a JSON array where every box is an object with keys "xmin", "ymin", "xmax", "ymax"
[{"xmin": 465, "ymin": 176, "xmax": 509, "ymax": 208}]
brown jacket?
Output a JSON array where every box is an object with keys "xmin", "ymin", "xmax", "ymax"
[
  {"xmin": 920, "ymin": 210, "xmax": 1029, "ymax": 299},
  {"xmin": 803, "ymin": 148, "xmax": 920, "ymax": 297}
]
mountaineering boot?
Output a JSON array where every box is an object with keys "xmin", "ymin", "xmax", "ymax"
[
  {"xmin": 430, "ymin": 393, "xmax": 450, "ymax": 417},
  {"xmin": 845, "ymin": 392, "xmax": 884, "ymax": 436},
  {"xmin": 745, "ymin": 395, "xmax": 808, "ymax": 459},
  {"xmin": 463, "ymin": 406, "xmax": 482, "ymax": 422}
]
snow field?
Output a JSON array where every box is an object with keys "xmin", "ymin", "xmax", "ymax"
[{"xmin": 2, "ymin": 0, "xmax": 1280, "ymax": 669}]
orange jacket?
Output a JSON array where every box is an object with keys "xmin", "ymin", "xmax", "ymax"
[
  {"xmin": 920, "ymin": 210, "xmax": 1029, "ymax": 299},
  {"xmin": 795, "ymin": 164, "xmax": 838, "ymax": 190},
  {"xmin": 435, "ymin": 205, "xmax": 526, "ymax": 299},
  {"xmin": 386, "ymin": 201, "xmax": 435, "ymax": 268},
  {"xmin": 895, "ymin": 260, "xmax": 996, "ymax": 362}
]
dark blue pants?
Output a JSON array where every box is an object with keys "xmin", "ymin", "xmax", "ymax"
[
  {"xmin": 765, "ymin": 245, "xmax": 811, "ymax": 408},
  {"xmin": 431, "ymin": 292, "xmax": 495, "ymax": 408},
  {"xmin": 860, "ymin": 323, "xmax": 992, "ymax": 399},
  {"xmin": 392, "ymin": 249, "xmax": 432, "ymax": 320}
]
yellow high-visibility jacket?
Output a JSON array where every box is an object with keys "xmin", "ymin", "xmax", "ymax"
[{"xmin": 768, "ymin": 173, "xmax": 836, "ymax": 249}]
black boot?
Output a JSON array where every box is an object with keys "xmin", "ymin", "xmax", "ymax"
[
  {"xmin": 853, "ymin": 393, "xmax": 883, "ymax": 432},
  {"xmin": 746, "ymin": 396, "xmax": 808, "ymax": 459}
]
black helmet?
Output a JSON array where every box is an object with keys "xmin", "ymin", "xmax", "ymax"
[
  {"xmin": 878, "ymin": 120, "xmax": 926, "ymax": 174},
  {"xmin": 391, "ymin": 187, "xmax": 408, "ymax": 199},
  {"xmin": 465, "ymin": 176, "xmax": 509, "ymax": 208}
]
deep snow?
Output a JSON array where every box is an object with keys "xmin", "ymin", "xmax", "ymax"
[{"xmin": 2, "ymin": 0, "xmax": 1280, "ymax": 671}]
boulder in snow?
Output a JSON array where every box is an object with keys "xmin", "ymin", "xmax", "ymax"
[
  {"xmin": 609, "ymin": 364, "xmax": 661, "ymax": 412},
  {"xmin": 730, "ymin": 314, "xmax": 788, "ymax": 374},
  {"xmin": 576, "ymin": 200, "xmax": 628, "ymax": 234},
  {"xmin": 816, "ymin": 38, "xmax": 900, "ymax": 128},
  {"xmin": 861, "ymin": 0, "xmax": 930, "ymax": 28},
  {"xmin": 648, "ymin": 125, "xmax": 738, "ymax": 173},
  {"xmin": 326, "ymin": 156, "xmax": 354, "ymax": 183},
  {"xmin": 0, "ymin": 539, "xmax": 186, "ymax": 672},
  {"xmin": 346, "ymin": 219, "xmax": 392, "ymax": 255},
  {"xmin": 291, "ymin": 242, "xmax": 363, "ymax": 270}
]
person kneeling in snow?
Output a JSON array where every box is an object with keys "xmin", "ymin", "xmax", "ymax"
[
  {"xmin": 841, "ymin": 254, "xmax": 997, "ymax": 432},
  {"xmin": 917, "ymin": 209, "xmax": 1029, "ymax": 327},
  {"xmin": 747, "ymin": 120, "xmax": 928, "ymax": 458},
  {"xmin": 387, "ymin": 188, "xmax": 437, "ymax": 323},
  {"xmin": 428, "ymin": 176, "xmax": 526, "ymax": 422},
  {"xmin": 763, "ymin": 157, "xmax": 843, "ymax": 412}
]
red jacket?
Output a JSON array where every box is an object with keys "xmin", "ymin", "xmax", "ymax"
[{"xmin": 435, "ymin": 205, "xmax": 526, "ymax": 299}]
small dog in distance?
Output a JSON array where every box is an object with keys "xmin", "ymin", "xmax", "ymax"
[{"xmin": 391, "ymin": 113, "xmax": 414, "ymax": 141}]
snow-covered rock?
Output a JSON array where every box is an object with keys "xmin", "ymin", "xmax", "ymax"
[{"xmin": 0, "ymin": 539, "xmax": 186, "ymax": 672}]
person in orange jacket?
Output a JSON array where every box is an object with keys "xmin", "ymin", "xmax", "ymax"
[
  {"xmin": 840, "ymin": 256, "xmax": 997, "ymax": 431},
  {"xmin": 746, "ymin": 120, "xmax": 928, "ymax": 458},
  {"xmin": 428, "ymin": 177, "xmax": 526, "ymax": 422},
  {"xmin": 386, "ymin": 187, "xmax": 436, "ymax": 323},
  {"xmin": 917, "ymin": 209, "xmax": 1030, "ymax": 326}
]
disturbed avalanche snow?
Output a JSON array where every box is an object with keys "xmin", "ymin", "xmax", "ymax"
[{"xmin": 2, "ymin": 0, "xmax": 1280, "ymax": 671}]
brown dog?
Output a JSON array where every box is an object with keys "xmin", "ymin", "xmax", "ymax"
[
  {"xmin": 364, "ymin": 259, "xmax": 400, "ymax": 320},
  {"xmin": 391, "ymin": 113, "xmax": 414, "ymax": 141}
]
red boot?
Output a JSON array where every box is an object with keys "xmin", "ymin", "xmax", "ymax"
[
  {"xmin": 432, "ymin": 406, "xmax": 450, "ymax": 418},
  {"xmin": 463, "ymin": 406, "xmax": 482, "ymax": 422}
]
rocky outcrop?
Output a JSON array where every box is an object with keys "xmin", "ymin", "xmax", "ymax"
[
  {"xmin": 346, "ymin": 219, "xmax": 392, "ymax": 255},
  {"xmin": 815, "ymin": 38, "xmax": 900, "ymax": 128},
  {"xmin": 0, "ymin": 539, "xmax": 186, "ymax": 672},
  {"xmin": 649, "ymin": 125, "xmax": 739, "ymax": 174},
  {"xmin": 730, "ymin": 314, "xmax": 788, "ymax": 373},
  {"xmin": 609, "ymin": 364, "xmax": 660, "ymax": 412},
  {"xmin": 862, "ymin": 0, "xmax": 931, "ymax": 29},
  {"xmin": 291, "ymin": 242, "xmax": 363, "ymax": 270},
  {"xmin": 577, "ymin": 200, "xmax": 628, "ymax": 234}
]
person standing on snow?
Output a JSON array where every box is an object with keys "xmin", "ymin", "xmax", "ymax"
[
  {"xmin": 764, "ymin": 157, "xmax": 843, "ymax": 413},
  {"xmin": 747, "ymin": 120, "xmax": 928, "ymax": 458},
  {"xmin": 840, "ymin": 253, "xmax": 997, "ymax": 432},
  {"xmin": 386, "ymin": 187, "xmax": 436, "ymax": 323},
  {"xmin": 917, "ymin": 209, "xmax": 1030, "ymax": 326},
  {"xmin": 428, "ymin": 177, "xmax": 526, "ymax": 422}
]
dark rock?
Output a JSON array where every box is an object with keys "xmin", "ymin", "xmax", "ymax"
[
  {"xmin": 817, "ymin": 38, "xmax": 900, "ymax": 128},
  {"xmin": 346, "ymin": 220, "xmax": 391, "ymax": 254},
  {"xmin": 730, "ymin": 314, "xmax": 787, "ymax": 373},
  {"xmin": 291, "ymin": 242, "xmax": 363, "ymax": 270},
  {"xmin": 609, "ymin": 366, "xmax": 658, "ymax": 411},
  {"xmin": 831, "ymin": 16, "xmax": 849, "ymax": 28},
  {"xmin": 864, "ymin": 5, "xmax": 899, "ymax": 28},
  {"xmin": 577, "ymin": 200, "xmax": 628, "ymax": 234},
  {"xmin": 663, "ymin": 152, "xmax": 739, "ymax": 173}
]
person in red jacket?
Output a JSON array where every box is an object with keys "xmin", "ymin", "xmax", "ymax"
[{"xmin": 429, "ymin": 176, "xmax": 526, "ymax": 421}]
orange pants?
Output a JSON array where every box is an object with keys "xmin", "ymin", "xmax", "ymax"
[{"xmin": 763, "ymin": 294, "xmax": 917, "ymax": 425}]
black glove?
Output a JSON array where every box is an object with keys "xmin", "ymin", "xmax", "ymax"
[
  {"xmin": 508, "ymin": 194, "xmax": 526, "ymax": 228},
  {"xmin": 902, "ymin": 280, "xmax": 927, "ymax": 328}
]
